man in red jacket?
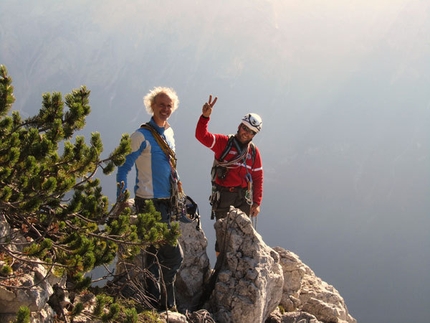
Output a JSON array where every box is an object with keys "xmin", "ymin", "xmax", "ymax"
[{"xmin": 195, "ymin": 95, "xmax": 264, "ymax": 254}]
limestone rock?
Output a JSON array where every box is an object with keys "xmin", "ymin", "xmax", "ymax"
[
  {"xmin": 209, "ymin": 207, "xmax": 284, "ymax": 323},
  {"xmin": 159, "ymin": 310, "xmax": 188, "ymax": 322},
  {"xmin": 0, "ymin": 214, "xmax": 10, "ymax": 244},
  {"xmin": 0, "ymin": 215, "xmax": 59, "ymax": 323},
  {"xmin": 176, "ymin": 220, "xmax": 211, "ymax": 311},
  {"xmin": 274, "ymin": 247, "xmax": 356, "ymax": 323},
  {"xmin": 266, "ymin": 307, "xmax": 323, "ymax": 323},
  {"xmin": 0, "ymin": 206, "xmax": 357, "ymax": 323}
]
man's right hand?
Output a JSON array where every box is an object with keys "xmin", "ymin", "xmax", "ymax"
[
  {"xmin": 202, "ymin": 94, "xmax": 218, "ymax": 117},
  {"xmin": 116, "ymin": 181, "xmax": 127, "ymax": 201}
]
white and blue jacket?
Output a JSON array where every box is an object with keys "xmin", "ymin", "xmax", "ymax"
[{"xmin": 116, "ymin": 118, "xmax": 175, "ymax": 199}]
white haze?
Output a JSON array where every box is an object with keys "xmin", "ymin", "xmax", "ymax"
[{"xmin": 1, "ymin": 1, "xmax": 429, "ymax": 322}]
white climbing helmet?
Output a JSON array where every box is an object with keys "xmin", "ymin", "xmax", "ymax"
[{"xmin": 241, "ymin": 113, "xmax": 263, "ymax": 133}]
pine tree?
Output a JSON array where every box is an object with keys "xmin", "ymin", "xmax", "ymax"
[{"xmin": 0, "ymin": 64, "xmax": 180, "ymax": 307}]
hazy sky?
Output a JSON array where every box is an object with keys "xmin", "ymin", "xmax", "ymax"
[{"xmin": 1, "ymin": 1, "xmax": 429, "ymax": 322}]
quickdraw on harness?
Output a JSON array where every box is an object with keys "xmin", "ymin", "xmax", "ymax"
[
  {"xmin": 140, "ymin": 123, "xmax": 200, "ymax": 228},
  {"xmin": 209, "ymin": 135, "xmax": 256, "ymax": 218}
]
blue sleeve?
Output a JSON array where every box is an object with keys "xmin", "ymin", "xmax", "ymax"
[
  {"xmin": 116, "ymin": 131, "xmax": 147, "ymax": 197},
  {"xmin": 116, "ymin": 151, "xmax": 136, "ymax": 197}
]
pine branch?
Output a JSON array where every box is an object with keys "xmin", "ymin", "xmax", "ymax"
[{"xmin": 0, "ymin": 66, "xmax": 185, "ymax": 314}]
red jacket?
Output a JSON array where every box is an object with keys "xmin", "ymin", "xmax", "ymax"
[{"xmin": 195, "ymin": 115, "xmax": 263, "ymax": 206}]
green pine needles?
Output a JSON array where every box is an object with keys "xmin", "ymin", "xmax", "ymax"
[
  {"xmin": 0, "ymin": 65, "xmax": 181, "ymax": 322},
  {"xmin": 13, "ymin": 306, "xmax": 30, "ymax": 323}
]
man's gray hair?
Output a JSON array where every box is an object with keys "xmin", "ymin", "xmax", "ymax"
[{"xmin": 143, "ymin": 86, "xmax": 179, "ymax": 115}]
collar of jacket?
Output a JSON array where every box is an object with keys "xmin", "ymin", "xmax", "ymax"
[{"xmin": 149, "ymin": 117, "xmax": 170, "ymax": 135}]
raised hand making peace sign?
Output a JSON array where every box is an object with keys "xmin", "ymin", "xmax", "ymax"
[{"xmin": 202, "ymin": 94, "xmax": 218, "ymax": 118}]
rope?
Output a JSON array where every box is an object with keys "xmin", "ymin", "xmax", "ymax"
[
  {"xmin": 213, "ymin": 144, "xmax": 248, "ymax": 170},
  {"xmin": 141, "ymin": 123, "xmax": 194, "ymax": 224},
  {"xmin": 251, "ymin": 216, "xmax": 257, "ymax": 230},
  {"xmin": 141, "ymin": 123, "xmax": 177, "ymax": 169}
]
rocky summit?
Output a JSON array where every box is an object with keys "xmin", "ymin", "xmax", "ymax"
[{"xmin": 0, "ymin": 208, "xmax": 356, "ymax": 323}]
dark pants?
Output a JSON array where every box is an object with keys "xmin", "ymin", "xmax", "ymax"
[
  {"xmin": 212, "ymin": 187, "xmax": 251, "ymax": 252},
  {"xmin": 135, "ymin": 197, "xmax": 184, "ymax": 309}
]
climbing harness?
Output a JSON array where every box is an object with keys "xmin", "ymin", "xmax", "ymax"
[
  {"xmin": 210, "ymin": 135, "xmax": 248, "ymax": 183},
  {"xmin": 244, "ymin": 173, "xmax": 253, "ymax": 206},
  {"xmin": 209, "ymin": 135, "xmax": 256, "ymax": 219}
]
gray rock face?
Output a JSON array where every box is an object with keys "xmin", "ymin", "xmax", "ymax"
[
  {"xmin": 0, "ymin": 264, "xmax": 52, "ymax": 312},
  {"xmin": 273, "ymin": 247, "xmax": 357, "ymax": 323},
  {"xmin": 176, "ymin": 207, "xmax": 356, "ymax": 323},
  {"xmin": 0, "ymin": 208, "xmax": 356, "ymax": 323},
  {"xmin": 176, "ymin": 219, "xmax": 211, "ymax": 311},
  {"xmin": 209, "ymin": 207, "xmax": 284, "ymax": 323},
  {"xmin": 0, "ymin": 214, "xmax": 58, "ymax": 323}
]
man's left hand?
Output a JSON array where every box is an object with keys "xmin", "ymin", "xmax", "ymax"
[{"xmin": 250, "ymin": 204, "xmax": 260, "ymax": 217}]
